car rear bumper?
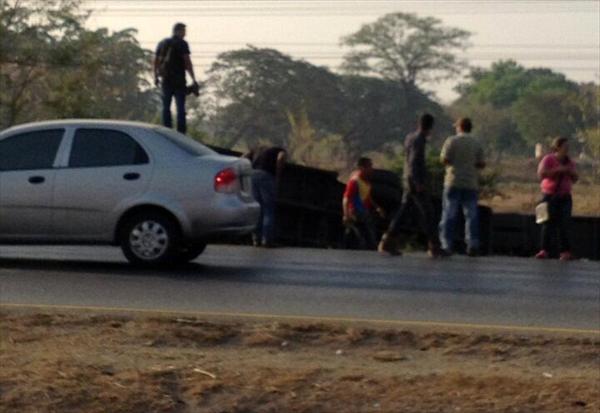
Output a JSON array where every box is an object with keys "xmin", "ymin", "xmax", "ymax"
[{"xmin": 186, "ymin": 198, "xmax": 260, "ymax": 241}]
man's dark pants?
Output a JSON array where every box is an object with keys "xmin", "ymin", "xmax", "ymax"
[
  {"xmin": 387, "ymin": 188, "xmax": 439, "ymax": 247},
  {"xmin": 344, "ymin": 212, "xmax": 378, "ymax": 250},
  {"xmin": 161, "ymin": 84, "xmax": 186, "ymax": 134}
]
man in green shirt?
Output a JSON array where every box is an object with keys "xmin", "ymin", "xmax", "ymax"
[{"xmin": 439, "ymin": 118, "xmax": 486, "ymax": 256}]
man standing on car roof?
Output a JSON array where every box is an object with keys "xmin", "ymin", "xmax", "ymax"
[
  {"xmin": 154, "ymin": 22, "xmax": 197, "ymax": 134},
  {"xmin": 378, "ymin": 113, "xmax": 445, "ymax": 258}
]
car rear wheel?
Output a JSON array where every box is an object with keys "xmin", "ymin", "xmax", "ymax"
[
  {"xmin": 177, "ymin": 242, "xmax": 207, "ymax": 263},
  {"xmin": 120, "ymin": 212, "xmax": 181, "ymax": 266}
]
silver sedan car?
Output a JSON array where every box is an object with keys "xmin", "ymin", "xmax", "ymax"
[{"xmin": 0, "ymin": 120, "xmax": 260, "ymax": 265}]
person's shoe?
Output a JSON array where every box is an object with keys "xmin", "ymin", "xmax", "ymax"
[
  {"xmin": 378, "ymin": 233, "xmax": 401, "ymax": 256},
  {"xmin": 435, "ymin": 248, "xmax": 453, "ymax": 258},
  {"xmin": 559, "ymin": 251, "xmax": 575, "ymax": 261},
  {"xmin": 427, "ymin": 244, "xmax": 450, "ymax": 259},
  {"xmin": 466, "ymin": 247, "xmax": 479, "ymax": 257},
  {"xmin": 534, "ymin": 250, "xmax": 549, "ymax": 259}
]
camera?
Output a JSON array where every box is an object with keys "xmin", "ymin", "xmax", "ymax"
[{"xmin": 186, "ymin": 81, "xmax": 201, "ymax": 97}]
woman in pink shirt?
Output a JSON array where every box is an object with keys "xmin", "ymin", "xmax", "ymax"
[{"xmin": 535, "ymin": 137, "xmax": 579, "ymax": 260}]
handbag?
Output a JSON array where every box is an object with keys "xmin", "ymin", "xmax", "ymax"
[
  {"xmin": 535, "ymin": 201, "xmax": 550, "ymax": 224},
  {"xmin": 536, "ymin": 164, "xmax": 566, "ymax": 225}
]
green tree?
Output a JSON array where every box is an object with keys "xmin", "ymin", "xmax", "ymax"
[
  {"xmin": 340, "ymin": 13, "xmax": 471, "ymax": 90},
  {"xmin": 576, "ymin": 83, "xmax": 600, "ymax": 178},
  {"xmin": 451, "ymin": 60, "xmax": 586, "ymax": 154},
  {"xmin": 205, "ymin": 47, "xmax": 344, "ymax": 149},
  {"xmin": 512, "ymin": 88, "xmax": 583, "ymax": 148},
  {"xmin": 338, "ymin": 74, "xmax": 451, "ymax": 162},
  {"xmin": 455, "ymin": 61, "xmax": 528, "ymax": 108},
  {"xmin": 0, "ymin": 0, "xmax": 156, "ymax": 129},
  {"xmin": 205, "ymin": 47, "xmax": 450, "ymax": 168}
]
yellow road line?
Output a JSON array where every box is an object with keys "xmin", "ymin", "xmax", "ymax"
[{"xmin": 1, "ymin": 302, "xmax": 599, "ymax": 335}]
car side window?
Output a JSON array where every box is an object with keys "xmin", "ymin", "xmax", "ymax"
[
  {"xmin": 70, "ymin": 129, "xmax": 149, "ymax": 168},
  {"xmin": 0, "ymin": 129, "xmax": 64, "ymax": 171}
]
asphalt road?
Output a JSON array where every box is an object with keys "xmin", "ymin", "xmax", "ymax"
[{"xmin": 0, "ymin": 245, "xmax": 599, "ymax": 332}]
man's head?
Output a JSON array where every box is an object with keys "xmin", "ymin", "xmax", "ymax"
[
  {"xmin": 357, "ymin": 157, "xmax": 374, "ymax": 179},
  {"xmin": 173, "ymin": 22, "xmax": 186, "ymax": 38},
  {"xmin": 455, "ymin": 117, "xmax": 473, "ymax": 134},
  {"xmin": 418, "ymin": 113, "xmax": 435, "ymax": 134}
]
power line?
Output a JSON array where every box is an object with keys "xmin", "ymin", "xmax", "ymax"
[
  {"xmin": 85, "ymin": 1, "xmax": 599, "ymax": 16},
  {"xmin": 140, "ymin": 41, "xmax": 600, "ymax": 49}
]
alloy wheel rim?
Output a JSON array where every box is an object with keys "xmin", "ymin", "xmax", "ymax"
[{"xmin": 129, "ymin": 220, "xmax": 169, "ymax": 260}]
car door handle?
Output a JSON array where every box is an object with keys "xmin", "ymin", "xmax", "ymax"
[
  {"xmin": 28, "ymin": 176, "xmax": 45, "ymax": 184},
  {"xmin": 123, "ymin": 172, "xmax": 141, "ymax": 181}
]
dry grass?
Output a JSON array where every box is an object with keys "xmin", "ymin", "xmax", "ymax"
[
  {"xmin": 481, "ymin": 158, "xmax": 600, "ymax": 216},
  {"xmin": 1, "ymin": 308, "xmax": 599, "ymax": 413}
]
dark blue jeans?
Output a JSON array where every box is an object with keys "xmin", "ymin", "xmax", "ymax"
[
  {"xmin": 540, "ymin": 194, "xmax": 572, "ymax": 253},
  {"xmin": 439, "ymin": 187, "xmax": 480, "ymax": 252},
  {"xmin": 161, "ymin": 85, "xmax": 186, "ymax": 134},
  {"xmin": 251, "ymin": 170, "xmax": 277, "ymax": 245}
]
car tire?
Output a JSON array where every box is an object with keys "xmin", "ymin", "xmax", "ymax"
[
  {"xmin": 177, "ymin": 242, "xmax": 207, "ymax": 263},
  {"xmin": 120, "ymin": 212, "xmax": 181, "ymax": 266}
]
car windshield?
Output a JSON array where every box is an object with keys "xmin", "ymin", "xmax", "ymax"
[{"xmin": 153, "ymin": 127, "xmax": 215, "ymax": 157}]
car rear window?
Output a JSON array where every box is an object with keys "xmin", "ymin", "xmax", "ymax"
[
  {"xmin": 153, "ymin": 127, "xmax": 215, "ymax": 157},
  {"xmin": 70, "ymin": 128, "xmax": 149, "ymax": 168}
]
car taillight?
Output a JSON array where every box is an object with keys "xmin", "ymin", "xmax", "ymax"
[{"xmin": 214, "ymin": 168, "xmax": 238, "ymax": 193}]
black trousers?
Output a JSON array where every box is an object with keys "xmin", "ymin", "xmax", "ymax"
[
  {"xmin": 344, "ymin": 212, "xmax": 377, "ymax": 250},
  {"xmin": 387, "ymin": 189, "xmax": 439, "ymax": 246},
  {"xmin": 540, "ymin": 194, "xmax": 572, "ymax": 253}
]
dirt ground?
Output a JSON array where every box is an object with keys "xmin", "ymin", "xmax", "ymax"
[{"xmin": 1, "ymin": 308, "xmax": 598, "ymax": 413}]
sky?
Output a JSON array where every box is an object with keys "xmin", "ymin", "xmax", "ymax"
[{"xmin": 85, "ymin": 0, "xmax": 600, "ymax": 103}]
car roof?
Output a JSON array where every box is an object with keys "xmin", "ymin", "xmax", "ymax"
[{"xmin": 1, "ymin": 119, "xmax": 156, "ymax": 135}]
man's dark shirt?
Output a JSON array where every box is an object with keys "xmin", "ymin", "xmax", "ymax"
[
  {"xmin": 403, "ymin": 131, "xmax": 427, "ymax": 190},
  {"xmin": 155, "ymin": 36, "xmax": 190, "ymax": 90},
  {"xmin": 252, "ymin": 147, "xmax": 285, "ymax": 177}
]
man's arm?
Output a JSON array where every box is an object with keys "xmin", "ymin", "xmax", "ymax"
[
  {"xmin": 181, "ymin": 40, "xmax": 196, "ymax": 83},
  {"xmin": 275, "ymin": 150, "xmax": 287, "ymax": 187},
  {"xmin": 184, "ymin": 54, "xmax": 196, "ymax": 83},
  {"xmin": 476, "ymin": 144, "xmax": 486, "ymax": 169},
  {"xmin": 342, "ymin": 180, "xmax": 357, "ymax": 222},
  {"xmin": 440, "ymin": 138, "xmax": 452, "ymax": 166},
  {"xmin": 409, "ymin": 137, "xmax": 426, "ymax": 192},
  {"xmin": 342, "ymin": 197, "xmax": 350, "ymax": 222}
]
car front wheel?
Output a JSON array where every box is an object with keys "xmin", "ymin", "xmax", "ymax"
[{"xmin": 120, "ymin": 212, "xmax": 181, "ymax": 266}]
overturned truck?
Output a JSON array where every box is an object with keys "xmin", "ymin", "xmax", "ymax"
[{"xmin": 212, "ymin": 147, "xmax": 599, "ymax": 260}]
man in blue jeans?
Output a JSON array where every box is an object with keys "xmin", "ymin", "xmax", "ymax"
[
  {"xmin": 154, "ymin": 22, "xmax": 197, "ymax": 134},
  {"xmin": 439, "ymin": 118, "xmax": 486, "ymax": 256},
  {"xmin": 246, "ymin": 146, "xmax": 287, "ymax": 247}
]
